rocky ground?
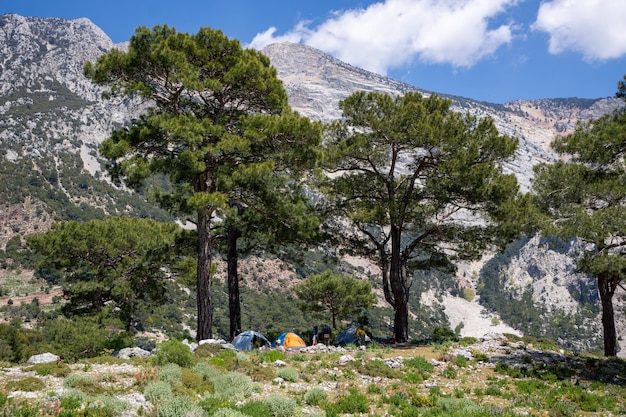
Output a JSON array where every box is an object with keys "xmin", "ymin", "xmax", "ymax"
[{"xmin": 3, "ymin": 333, "xmax": 626, "ymax": 416}]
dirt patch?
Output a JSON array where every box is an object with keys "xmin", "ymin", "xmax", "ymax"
[{"xmin": 0, "ymin": 287, "xmax": 62, "ymax": 307}]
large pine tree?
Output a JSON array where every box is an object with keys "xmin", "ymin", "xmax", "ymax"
[{"xmin": 85, "ymin": 25, "xmax": 321, "ymax": 340}]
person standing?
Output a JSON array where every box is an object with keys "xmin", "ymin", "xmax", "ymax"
[
  {"xmin": 312, "ymin": 324, "xmax": 319, "ymax": 345},
  {"xmin": 322, "ymin": 324, "xmax": 332, "ymax": 346}
]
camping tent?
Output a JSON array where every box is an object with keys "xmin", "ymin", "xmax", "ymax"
[
  {"xmin": 272, "ymin": 332, "xmax": 307, "ymax": 348},
  {"xmin": 334, "ymin": 327, "xmax": 372, "ymax": 346},
  {"xmin": 231, "ymin": 330, "xmax": 271, "ymax": 351}
]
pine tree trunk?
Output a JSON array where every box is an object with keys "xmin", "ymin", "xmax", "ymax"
[
  {"xmin": 390, "ymin": 227, "xmax": 410, "ymax": 343},
  {"xmin": 227, "ymin": 225, "xmax": 242, "ymax": 340},
  {"xmin": 598, "ymin": 273, "xmax": 617, "ymax": 357},
  {"xmin": 196, "ymin": 211, "xmax": 213, "ymax": 341}
]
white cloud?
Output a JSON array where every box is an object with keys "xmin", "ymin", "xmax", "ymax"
[
  {"xmin": 247, "ymin": 22, "xmax": 309, "ymax": 50},
  {"xmin": 533, "ymin": 0, "xmax": 626, "ymax": 60},
  {"xmin": 250, "ymin": 0, "xmax": 518, "ymax": 75}
]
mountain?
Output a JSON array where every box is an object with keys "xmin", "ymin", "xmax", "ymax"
[{"xmin": 1, "ymin": 14, "xmax": 624, "ymax": 354}]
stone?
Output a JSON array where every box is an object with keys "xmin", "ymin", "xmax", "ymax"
[
  {"xmin": 115, "ymin": 347, "xmax": 152, "ymax": 359},
  {"xmin": 27, "ymin": 352, "xmax": 59, "ymax": 364}
]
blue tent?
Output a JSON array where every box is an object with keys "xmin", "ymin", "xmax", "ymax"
[
  {"xmin": 231, "ymin": 330, "xmax": 271, "ymax": 351},
  {"xmin": 334, "ymin": 327, "xmax": 371, "ymax": 346}
]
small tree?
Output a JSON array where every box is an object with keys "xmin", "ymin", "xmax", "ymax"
[
  {"xmin": 27, "ymin": 217, "xmax": 179, "ymax": 332},
  {"xmin": 294, "ymin": 270, "xmax": 376, "ymax": 329}
]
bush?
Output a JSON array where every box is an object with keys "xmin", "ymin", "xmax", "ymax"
[
  {"xmin": 144, "ymin": 381, "xmax": 173, "ymax": 403},
  {"xmin": 237, "ymin": 400, "xmax": 271, "ymax": 417},
  {"xmin": 194, "ymin": 343, "xmax": 222, "ymax": 359},
  {"xmin": 432, "ymin": 327, "xmax": 458, "ymax": 343},
  {"xmin": 454, "ymin": 355, "xmax": 468, "ymax": 368},
  {"xmin": 27, "ymin": 361, "xmax": 71, "ymax": 377},
  {"xmin": 265, "ymin": 394, "xmax": 298, "ymax": 417},
  {"xmin": 276, "ymin": 367, "xmax": 299, "ymax": 382},
  {"xmin": 157, "ymin": 395, "xmax": 205, "ymax": 417},
  {"xmin": 404, "ymin": 356, "xmax": 434, "ymax": 374},
  {"xmin": 5, "ymin": 376, "xmax": 44, "ymax": 391},
  {"xmin": 212, "ymin": 408, "xmax": 247, "ymax": 417},
  {"xmin": 63, "ymin": 375, "xmax": 105, "ymax": 395},
  {"xmin": 157, "ymin": 363, "xmax": 182, "ymax": 386},
  {"xmin": 326, "ymin": 388, "xmax": 369, "ymax": 414},
  {"xmin": 181, "ymin": 367, "xmax": 211, "ymax": 394},
  {"xmin": 259, "ymin": 350, "xmax": 285, "ymax": 363},
  {"xmin": 361, "ymin": 358, "xmax": 399, "ymax": 379},
  {"xmin": 153, "ymin": 339, "xmax": 195, "ymax": 367},
  {"xmin": 461, "ymin": 288, "xmax": 475, "ymax": 302},
  {"xmin": 304, "ymin": 388, "xmax": 326, "ymax": 406},
  {"xmin": 38, "ymin": 317, "xmax": 127, "ymax": 361},
  {"xmin": 193, "ymin": 361, "xmax": 220, "ymax": 382},
  {"xmin": 212, "ymin": 372, "xmax": 254, "ymax": 401}
]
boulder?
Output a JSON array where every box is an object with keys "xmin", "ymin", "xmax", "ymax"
[
  {"xmin": 27, "ymin": 352, "xmax": 60, "ymax": 364},
  {"xmin": 115, "ymin": 347, "xmax": 152, "ymax": 359}
]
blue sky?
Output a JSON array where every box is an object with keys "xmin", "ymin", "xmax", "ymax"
[{"xmin": 3, "ymin": 0, "xmax": 626, "ymax": 103}]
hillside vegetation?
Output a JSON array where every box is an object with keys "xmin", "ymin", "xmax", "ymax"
[{"xmin": 1, "ymin": 334, "xmax": 625, "ymax": 416}]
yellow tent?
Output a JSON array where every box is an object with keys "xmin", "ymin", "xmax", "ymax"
[{"xmin": 273, "ymin": 332, "xmax": 306, "ymax": 348}]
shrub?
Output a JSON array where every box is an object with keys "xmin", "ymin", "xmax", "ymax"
[
  {"xmin": 472, "ymin": 351, "xmax": 489, "ymax": 362},
  {"xmin": 89, "ymin": 395, "xmax": 128, "ymax": 415},
  {"xmin": 60, "ymin": 388, "xmax": 88, "ymax": 410},
  {"xmin": 265, "ymin": 394, "xmax": 298, "ymax": 417},
  {"xmin": 63, "ymin": 375, "xmax": 105, "ymax": 395},
  {"xmin": 459, "ymin": 336, "xmax": 477, "ymax": 346},
  {"xmin": 367, "ymin": 383, "xmax": 383, "ymax": 394},
  {"xmin": 402, "ymin": 372, "xmax": 424, "ymax": 383},
  {"xmin": 5, "ymin": 376, "xmax": 44, "ymax": 391},
  {"xmin": 326, "ymin": 388, "xmax": 369, "ymax": 414},
  {"xmin": 144, "ymin": 381, "xmax": 173, "ymax": 403},
  {"xmin": 304, "ymin": 387, "xmax": 327, "ymax": 406},
  {"xmin": 194, "ymin": 343, "xmax": 222, "ymax": 359},
  {"xmin": 260, "ymin": 350, "xmax": 285, "ymax": 363},
  {"xmin": 157, "ymin": 363, "xmax": 182, "ymax": 386},
  {"xmin": 461, "ymin": 288, "xmax": 475, "ymax": 302},
  {"xmin": 276, "ymin": 367, "xmax": 299, "ymax": 382},
  {"xmin": 359, "ymin": 358, "xmax": 399, "ymax": 379},
  {"xmin": 432, "ymin": 327, "xmax": 457, "ymax": 343},
  {"xmin": 38, "ymin": 317, "xmax": 128, "ymax": 361},
  {"xmin": 157, "ymin": 395, "xmax": 205, "ymax": 417},
  {"xmin": 27, "ymin": 361, "xmax": 71, "ymax": 377},
  {"xmin": 454, "ymin": 355, "xmax": 468, "ymax": 368},
  {"xmin": 181, "ymin": 367, "xmax": 211, "ymax": 394},
  {"xmin": 237, "ymin": 400, "xmax": 272, "ymax": 417},
  {"xmin": 404, "ymin": 356, "xmax": 434, "ymax": 374},
  {"xmin": 198, "ymin": 396, "xmax": 233, "ymax": 415},
  {"xmin": 153, "ymin": 339, "xmax": 195, "ymax": 367},
  {"xmin": 212, "ymin": 372, "xmax": 254, "ymax": 401},
  {"xmin": 193, "ymin": 361, "xmax": 220, "ymax": 382},
  {"xmin": 442, "ymin": 364, "xmax": 458, "ymax": 379},
  {"xmin": 0, "ymin": 324, "xmax": 31, "ymax": 363},
  {"xmin": 212, "ymin": 408, "xmax": 247, "ymax": 417},
  {"xmin": 436, "ymin": 397, "xmax": 481, "ymax": 413}
]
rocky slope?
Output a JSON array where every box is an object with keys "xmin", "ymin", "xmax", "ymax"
[{"xmin": 1, "ymin": 14, "xmax": 625, "ymax": 354}]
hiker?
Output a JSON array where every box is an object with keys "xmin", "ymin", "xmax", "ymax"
[
  {"xmin": 321, "ymin": 324, "xmax": 332, "ymax": 346},
  {"xmin": 312, "ymin": 324, "xmax": 318, "ymax": 345},
  {"xmin": 356, "ymin": 325, "xmax": 366, "ymax": 345}
]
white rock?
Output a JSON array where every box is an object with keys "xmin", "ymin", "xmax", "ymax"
[{"xmin": 27, "ymin": 352, "xmax": 59, "ymax": 364}]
